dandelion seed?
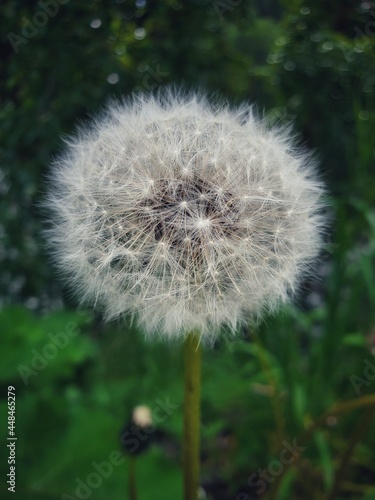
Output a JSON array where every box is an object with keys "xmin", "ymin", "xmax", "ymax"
[{"xmin": 45, "ymin": 91, "xmax": 326, "ymax": 340}]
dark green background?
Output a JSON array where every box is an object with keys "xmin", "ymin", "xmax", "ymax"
[{"xmin": 1, "ymin": 1, "xmax": 375, "ymax": 498}]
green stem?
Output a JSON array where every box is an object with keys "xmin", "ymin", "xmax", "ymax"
[
  {"xmin": 183, "ymin": 332, "xmax": 202, "ymax": 500},
  {"xmin": 128, "ymin": 456, "xmax": 137, "ymax": 500}
]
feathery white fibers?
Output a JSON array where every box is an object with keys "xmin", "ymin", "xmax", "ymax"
[{"xmin": 45, "ymin": 91, "xmax": 325, "ymax": 340}]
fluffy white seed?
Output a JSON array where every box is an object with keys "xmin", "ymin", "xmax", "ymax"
[{"xmin": 45, "ymin": 91, "xmax": 326, "ymax": 340}]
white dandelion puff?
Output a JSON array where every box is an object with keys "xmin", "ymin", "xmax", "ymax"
[{"xmin": 45, "ymin": 91, "xmax": 326, "ymax": 340}]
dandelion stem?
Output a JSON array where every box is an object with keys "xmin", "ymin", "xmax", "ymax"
[
  {"xmin": 183, "ymin": 332, "xmax": 201, "ymax": 500},
  {"xmin": 128, "ymin": 456, "xmax": 137, "ymax": 500}
]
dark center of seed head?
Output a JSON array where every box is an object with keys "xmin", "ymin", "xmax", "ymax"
[{"xmin": 139, "ymin": 177, "xmax": 237, "ymax": 246}]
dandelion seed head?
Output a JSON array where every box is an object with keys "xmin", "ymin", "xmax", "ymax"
[{"xmin": 45, "ymin": 91, "xmax": 326, "ymax": 340}]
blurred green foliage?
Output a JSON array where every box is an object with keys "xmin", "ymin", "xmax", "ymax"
[{"xmin": 1, "ymin": 0, "xmax": 375, "ymax": 499}]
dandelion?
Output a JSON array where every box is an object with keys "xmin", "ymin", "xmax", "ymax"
[
  {"xmin": 45, "ymin": 91, "xmax": 324, "ymax": 340},
  {"xmin": 120, "ymin": 405, "xmax": 154, "ymax": 499},
  {"xmin": 45, "ymin": 90, "xmax": 325, "ymax": 500}
]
